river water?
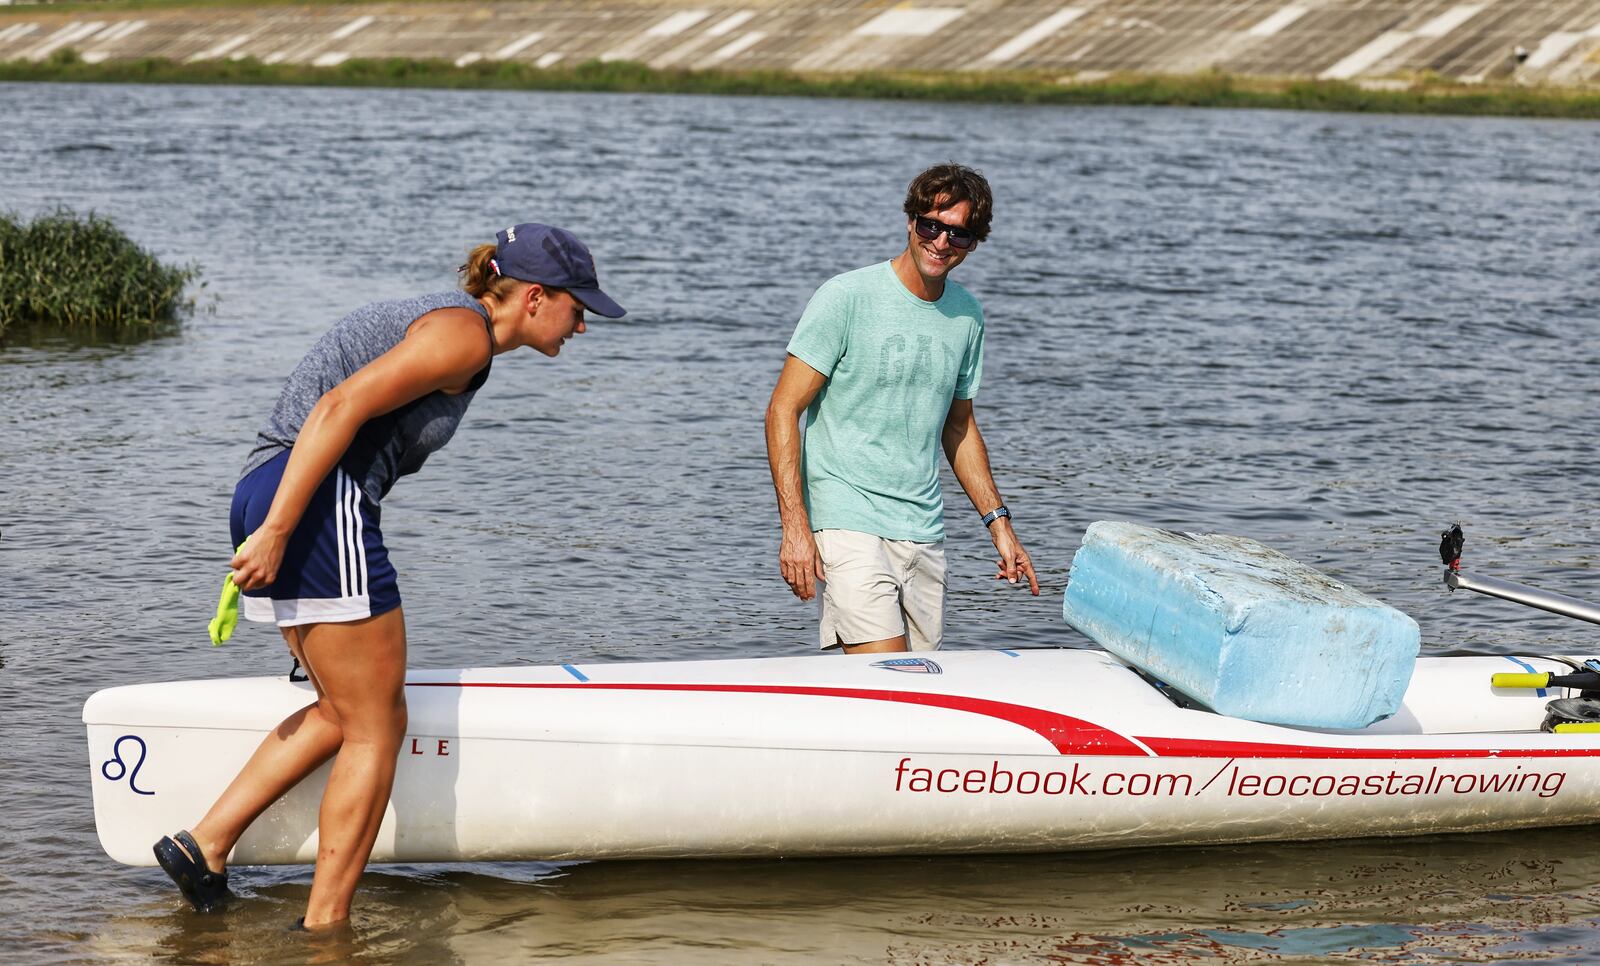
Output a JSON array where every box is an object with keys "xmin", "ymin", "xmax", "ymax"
[{"xmin": 2, "ymin": 81, "xmax": 1599, "ymax": 963}]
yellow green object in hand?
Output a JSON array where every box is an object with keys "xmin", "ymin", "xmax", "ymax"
[{"xmin": 207, "ymin": 538, "xmax": 247, "ymax": 646}]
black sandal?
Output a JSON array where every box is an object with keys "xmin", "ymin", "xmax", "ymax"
[{"xmin": 153, "ymin": 830, "xmax": 233, "ymax": 913}]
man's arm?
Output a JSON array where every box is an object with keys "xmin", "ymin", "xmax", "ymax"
[
  {"xmin": 765, "ymin": 355, "xmax": 829, "ymax": 600},
  {"xmin": 942, "ymin": 398, "xmax": 1041, "ymax": 595}
]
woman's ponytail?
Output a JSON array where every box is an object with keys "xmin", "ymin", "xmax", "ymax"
[{"xmin": 459, "ymin": 243, "xmax": 524, "ymax": 301}]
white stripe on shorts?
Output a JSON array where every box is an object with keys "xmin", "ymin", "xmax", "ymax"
[
  {"xmin": 335, "ymin": 469, "xmax": 367, "ymax": 598},
  {"xmin": 335, "ymin": 468, "xmax": 350, "ymax": 597},
  {"xmin": 348, "ymin": 474, "xmax": 367, "ymax": 596},
  {"xmin": 244, "ymin": 592, "xmax": 373, "ymax": 627}
]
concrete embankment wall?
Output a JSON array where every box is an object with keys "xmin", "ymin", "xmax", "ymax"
[{"xmin": 2, "ymin": 1, "xmax": 1598, "ymax": 86}]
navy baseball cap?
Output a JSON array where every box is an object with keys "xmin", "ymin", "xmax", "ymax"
[{"xmin": 491, "ymin": 223, "xmax": 626, "ymax": 318}]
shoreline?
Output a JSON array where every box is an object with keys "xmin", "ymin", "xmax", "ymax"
[{"xmin": 5, "ymin": 54, "xmax": 1600, "ymax": 119}]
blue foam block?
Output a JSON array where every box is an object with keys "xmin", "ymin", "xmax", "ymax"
[{"xmin": 1062, "ymin": 521, "xmax": 1419, "ymax": 728}]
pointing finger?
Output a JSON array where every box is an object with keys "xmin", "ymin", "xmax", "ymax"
[{"xmin": 1022, "ymin": 558, "xmax": 1041, "ymax": 596}]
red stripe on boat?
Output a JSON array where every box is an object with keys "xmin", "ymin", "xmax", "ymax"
[
  {"xmin": 409, "ymin": 681, "xmax": 1600, "ymax": 761},
  {"xmin": 1134, "ymin": 736, "xmax": 1600, "ymax": 760},
  {"xmin": 408, "ymin": 681, "xmax": 1150, "ymax": 757}
]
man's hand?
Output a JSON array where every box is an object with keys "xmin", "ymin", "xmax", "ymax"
[
  {"xmin": 779, "ymin": 526, "xmax": 826, "ymax": 601},
  {"xmin": 989, "ymin": 520, "xmax": 1040, "ymax": 596}
]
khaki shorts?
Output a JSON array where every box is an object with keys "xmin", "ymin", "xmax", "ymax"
[{"xmin": 814, "ymin": 528, "xmax": 947, "ymax": 651}]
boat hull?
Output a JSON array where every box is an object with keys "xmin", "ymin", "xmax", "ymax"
[{"xmin": 84, "ymin": 649, "xmax": 1600, "ymax": 866}]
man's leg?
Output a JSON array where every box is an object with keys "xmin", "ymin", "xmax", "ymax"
[
  {"xmin": 897, "ymin": 539, "xmax": 947, "ymax": 652},
  {"xmin": 841, "ymin": 635, "xmax": 907, "ymax": 654},
  {"xmin": 815, "ymin": 530, "xmax": 908, "ymax": 654}
]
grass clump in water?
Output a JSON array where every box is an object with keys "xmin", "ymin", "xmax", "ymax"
[{"xmin": 0, "ymin": 210, "xmax": 200, "ymax": 339}]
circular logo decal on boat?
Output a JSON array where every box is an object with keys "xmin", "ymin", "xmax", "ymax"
[{"xmin": 871, "ymin": 658, "xmax": 942, "ymax": 675}]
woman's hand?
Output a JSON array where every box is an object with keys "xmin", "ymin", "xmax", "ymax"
[{"xmin": 230, "ymin": 526, "xmax": 290, "ymax": 591}]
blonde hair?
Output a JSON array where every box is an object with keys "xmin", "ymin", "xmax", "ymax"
[{"xmin": 459, "ymin": 243, "xmax": 527, "ymax": 302}]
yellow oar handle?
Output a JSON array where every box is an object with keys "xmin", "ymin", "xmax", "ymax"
[
  {"xmin": 207, "ymin": 538, "xmax": 248, "ymax": 647},
  {"xmin": 1491, "ymin": 672, "xmax": 1553, "ymax": 689},
  {"xmin": 1553, "ymin": 722, "xmax": 1600, "ymax": 733}
]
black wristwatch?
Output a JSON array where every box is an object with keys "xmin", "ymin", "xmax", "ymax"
[{"xmin": 981, "ymin": 506, "xmax": 1011, "ymax": 528}]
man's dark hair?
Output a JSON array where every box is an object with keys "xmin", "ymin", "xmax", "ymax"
[{"xmin": 903, "ymin": 163, "xmax": 993, "ymax": 242}]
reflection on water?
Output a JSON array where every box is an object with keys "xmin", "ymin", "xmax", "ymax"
[
  {"xmin": 0, "ymin": 311, "xmax": 195, "ymax": 352},
  {"xmin": 4, "ymin": 82, "xmax": 1600, "ymax": 963},
  {"xmin": 67, "ymin": 833, "xmax": 1600, "ymax": 963}
]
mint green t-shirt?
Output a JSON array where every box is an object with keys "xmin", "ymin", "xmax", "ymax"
[{"xmin": 786, "ymin": 261, "xmax": 985, "ymax": 542}]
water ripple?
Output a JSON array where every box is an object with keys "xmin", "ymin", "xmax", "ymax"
[{"xmin": 3, "ymin": 82, "xmax": 1600, "ymax": 962}]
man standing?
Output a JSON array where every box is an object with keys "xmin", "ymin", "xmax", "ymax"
[{"xmin": 765, "ymin": 163, "xmax": 1039, "ymax": 654}]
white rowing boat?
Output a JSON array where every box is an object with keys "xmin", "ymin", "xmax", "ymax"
[{"xmin": 84, "ymin": 647, "xmax": 1600, "ymax": 866}]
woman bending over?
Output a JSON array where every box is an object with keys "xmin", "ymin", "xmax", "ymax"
[{"xmin": 153, "ymin": 224, "xmax": 625, "ymax": 928}]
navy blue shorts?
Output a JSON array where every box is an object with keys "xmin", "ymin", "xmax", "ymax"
[{"xmin": 229, "ymin": 450, "xmax": 401, "ymax": 627}]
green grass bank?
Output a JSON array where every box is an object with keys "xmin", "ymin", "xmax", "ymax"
[
  {"xmin": 0, "ymin": 210, "xmax": 200, "ymax": 340},
  {"xmin": 4, "ymin": 51, "xmax": 1600, "ymax": 120}
]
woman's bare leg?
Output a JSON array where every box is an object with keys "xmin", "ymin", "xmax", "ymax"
[
  {"xmin": 297, "ymin": 606, "xmax": 408, "ymax": 927},
  {"xmin": 283, "ymin": 625, "xmax": 328, "ymax": 697},
  {"xmin": 184, "ymin": 625, "xmax": 343, "ymax": 874}
]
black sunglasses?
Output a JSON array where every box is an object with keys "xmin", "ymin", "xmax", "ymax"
[{"xmin": 913, "ymin": 216, "xmax": 977, "ymax": 250}]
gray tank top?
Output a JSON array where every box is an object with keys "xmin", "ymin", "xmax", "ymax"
[{"xmin": 240, "ymin": 291, "xmax": 493, "ymax": 503}]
